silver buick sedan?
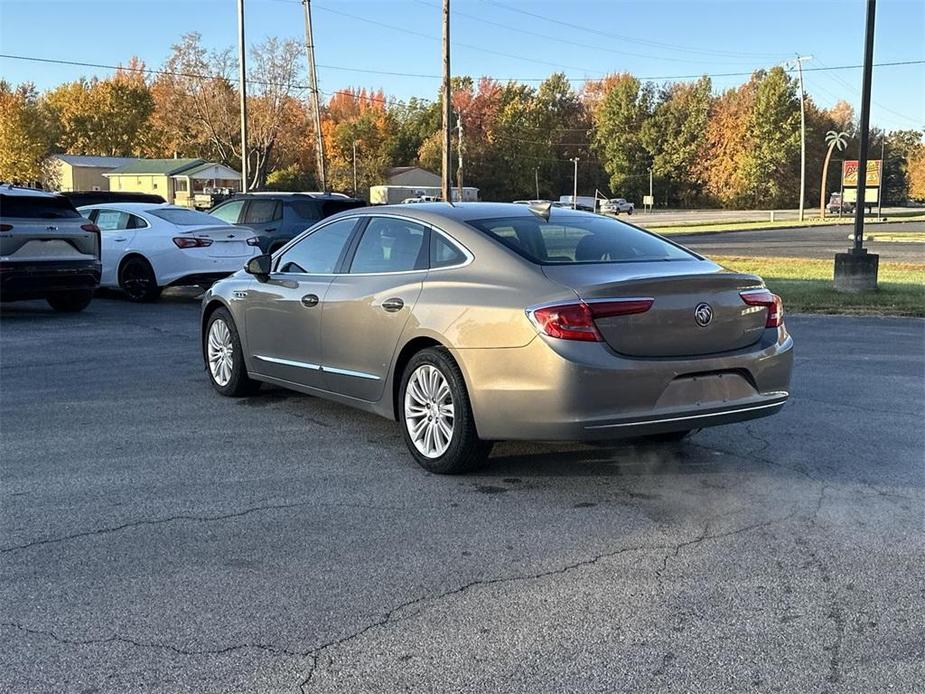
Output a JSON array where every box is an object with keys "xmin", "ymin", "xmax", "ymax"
[{"xmin": 201, "ymin": 203, "xmax": 792, "ymax": 473}]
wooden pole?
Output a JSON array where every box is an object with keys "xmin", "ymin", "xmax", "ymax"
[
  {"xmin": 302, "ymin": 0, "xmax": 327, "ymax": 192},
  {"xmin": 237, "ymin": 0, "xmax": 248, "ymax": 193}
]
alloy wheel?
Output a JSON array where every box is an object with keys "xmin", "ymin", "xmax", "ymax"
[
  {"xmin": 404, "ymin": 364, "xmax": 455, "ymax": 459},
  {"xmin": 207, "ymin": 319, "xmax": 234, "ymax": 387},
  {"xmin": 122, "ymin": 260, "xmax": 154, "ymax": 300}
]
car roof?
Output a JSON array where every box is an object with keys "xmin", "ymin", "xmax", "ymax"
[
  {"xmin": 361, "ymin": 201, "xmax": 600, "ymax": 223},
  {"xmin": 77, "ymin": 202, "xmax": 191, "ymax": 212},
  {"xmin": 0, "ymin": 185, "xmax": 62, "ymax": 198},
  {"xmin": 229, "ymin": 192, "xmax": 358, "ymax": 201}
]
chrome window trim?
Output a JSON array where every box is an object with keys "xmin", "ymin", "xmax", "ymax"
[{"xmin": 273, "ymin": 212, "xmax": 474, "ymax": 277}]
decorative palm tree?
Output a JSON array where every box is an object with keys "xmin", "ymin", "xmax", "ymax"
[{"xmin": 820, "ymin": 130, "xmax": 849, "ymax": 219}]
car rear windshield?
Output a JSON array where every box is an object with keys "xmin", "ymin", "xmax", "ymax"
[
  {"xmin": 466, "ymin": 214, "xmax": 696, "ymax": 265},
  {"xmin": 148, "ymin": 208, "xmax": 225, "ymax": 226},
  {"xmin": 0, "ymin": 194, "xmax": 82, "ymax": 219}
]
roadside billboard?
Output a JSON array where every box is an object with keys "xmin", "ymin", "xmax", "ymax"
[
  {"xmin": 843, "ymin": 187, "xmax": 879, "ymax": 204},
  {"xmin": 842, "ymin": 160, "xmax": 882, "ymax": 187}
]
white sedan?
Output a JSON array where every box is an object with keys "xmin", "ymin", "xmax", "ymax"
[{"xmin": 78, "ymin": 203, "xmax": 260, "ymax": 301}]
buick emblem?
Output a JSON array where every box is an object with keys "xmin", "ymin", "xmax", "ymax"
[{"xmin": 694, "ymin": 302, "xmax": 713, "ymax": 327}]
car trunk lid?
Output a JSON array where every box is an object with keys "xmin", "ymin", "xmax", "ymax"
[
  {"xmin": 542, "ymin": 260, "xmax": 768, "ymax": 357},
  {"xmin": 178, "ymin": 225, "xmax": 255, "ymax": 258}
]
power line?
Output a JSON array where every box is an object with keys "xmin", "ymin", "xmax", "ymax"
[
  {"xmin": 411, "ymin": 0, "xmax": 774, "ymax": 67},
  {"xmin": 480, "ymin": 0, "xmax": 788, "ymax": 61}
]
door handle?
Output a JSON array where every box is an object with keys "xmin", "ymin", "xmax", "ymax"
[
  {"xmin": 114, "ymin": 237, "xmax": 127, "ymax": 242},
  {"xmin": 382, "ymin": 297, "xmax": 404, "ymax": 312},
  {"xmin": 265, "ymin": 228, "xmax": 277, "ymax": 233},
  {"xmin": 301, "ymin": 293, "xmax": 319, "ymax": 308}
]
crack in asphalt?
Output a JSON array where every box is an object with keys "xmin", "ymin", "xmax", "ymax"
[
  {"xmin": 2, "ymin": 511, "xmax": 800, "ymax": 692},
  {"xmin": 0, "ymin": 500, "xmax": 404, "ymax": 555},
  {"xmin": 797, "ymin": 395, "xmax": 920, "ymax": 418},
  {"xmin": 297, "ymin": 510, "xmax": 799, "ymax": 692},
  {"xmin": 0, "ymin": 621, "xmax": 312, "ymax": 659}
]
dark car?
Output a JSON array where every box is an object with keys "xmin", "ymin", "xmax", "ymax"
[
  {"xmin": 61, "ymin": 191, "xmax": 166, "ymax": 207},
  {"xmin": 209, "ymin": 192, "xmax": 366, "ymax": 253},
  {"xmin": 0, "ymin": 186, "xmax": 101, "ymax": 312}
]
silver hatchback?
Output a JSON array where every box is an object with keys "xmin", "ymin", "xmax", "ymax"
[{"xmin": 201, "ymin": 203, "xmax": 792, "ymax": 473}]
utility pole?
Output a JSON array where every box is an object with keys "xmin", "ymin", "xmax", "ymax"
[
  {"xmin": 302, "ymin": 0, "xmax": 326, "ymax": 192},
  {"xmin": 793, "ymin": 55, "xmax": 813, "ymax": 222},
  {"xmin": 571, "ymin": 157, "xmax": 579, "ymax": 209},
  {"xmin": 456, "ymin": 112, "xmax": 463, "ymax": 201},
  {"xmin": 649, "ymin": 166, "xmax": 653, "ymax": 211},
  {"xmin": 534, "ymin": 166, "xmax": 540, "ymax": 200},
  {"xmin": 441, "ymin": 0, "xmax": 451, "ymax": 203},
  {"xmin": 834, "ymin": 0, "xmax": 878, "ymax": 292},
  {"xmin": 352, "ymin": 140, "xmax": 358, "ymax": 197},
  {"xmin": 237, "ymin": 0, "xmax": 248, "ymax": 193}
]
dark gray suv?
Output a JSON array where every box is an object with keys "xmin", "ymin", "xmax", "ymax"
[{"xmin": 209, "ymin": 193, "xmax": 365, "ymax": 254}]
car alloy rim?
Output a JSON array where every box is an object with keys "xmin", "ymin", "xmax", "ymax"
[
  {"xmin": 207, "ymin": 319, "xmax": 234, "ymax": 387},
  {"xmin": 404, "ymin": 364, "xmax": 455, "ymax": 459}
]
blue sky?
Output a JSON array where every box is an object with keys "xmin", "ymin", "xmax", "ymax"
[{"xmin": 1, "ymin": 0, "xmax": 923, "ymax": 131}]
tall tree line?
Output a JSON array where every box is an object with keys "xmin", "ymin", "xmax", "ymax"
[{"xmin": 1, "ymin": 32, "xmax": 922, "ymax": 206}]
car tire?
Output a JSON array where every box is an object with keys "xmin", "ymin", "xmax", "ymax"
[
  {"xmin": 119, "ymin": 256, "xmax": 162, "ymax": 303},
  {"xmin": 204, "ymin": 307, "xmax": 261, "ymax": 397},
  {"xmin": 46, "ymin": 290, "xmax": 93, "ymax": 313},
  {"xmin": 399, "ymin": 347, "xmax": 492, "ymax": 474},
  {"xmin": 627, "ymin": 208, "xmax": 633, "ymax": 215}
]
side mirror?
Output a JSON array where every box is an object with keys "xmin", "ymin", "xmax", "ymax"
[{"xmin": 245, "ymin": 253, "xmax": 272, "ymax": 281}]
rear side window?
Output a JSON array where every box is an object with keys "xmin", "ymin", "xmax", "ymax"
[
  {"xmin": 467, "ymin": 215, "xmax": 694, "ymax": 265},
  {"xmin": 0, "ymin": 194, "xmax": 81, "ymax": 219},
  {"xmin": 276, "ymin": 218, "xmax": 357, "ymax": 274},
  {"xmin": 431, "ymin": 233, "xmax": 467, "ymax": 268},
  {"xmin": 289, "ymin": 201, "xmax": 322, "ymax": 223},
  {"xmin": 210, "ymin": 200, "xmax": 245, "ymax": 223},
  {"xmin": 243, "ymin": 200, "xmax": 281, "ymax": 224},
  {"xmin": 349, "ymin": 217, "xmax": 427, "ymax": 274}
]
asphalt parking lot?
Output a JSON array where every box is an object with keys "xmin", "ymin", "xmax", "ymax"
[{"xmin": 2, "ymin": 295, "xmax": 923, "ymax": 694}]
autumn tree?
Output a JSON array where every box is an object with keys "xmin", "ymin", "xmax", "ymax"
[
  {"xmin": 0, "ymin": 81, "xmax": 54, "ymax": 185},
  {"xmin": 641, "ymin": 76, "xmax": 713, "ymax": 206},
  {"xmin": 43, "ymin": 61, "xmax": 154, "ymax": 156},
  {"xmin": 589, "ymin": 73, "xmax": 654, "ymax": 202},
  {"xmin": 908, "ymin": 143, "xmax": 925, "ymax": 201}
]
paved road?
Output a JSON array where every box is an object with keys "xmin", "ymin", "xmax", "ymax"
[
  {"xmin": 674, "ymin": 222, "xmax": 925, "ymax": 263},
  {"xmin": 632, "ymin": 206, "xmax": 915, "ymax": 225},
  {"xmin": 2, "ymin": 297, "xmax": 923, "ymax": 694}
]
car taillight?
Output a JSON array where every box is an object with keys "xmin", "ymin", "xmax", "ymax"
[
  {"xmin": 80, "ymin": 223, "xmax": 100, "ymax": 233},
  {"xmin": 246, "ymin": 237, "xmax": 261, "ymax": 246},
  {"xmin": 529, "ymin": 298, "xmax": 654, "ymax": 341},
  {"xmin": 173, "ymin": 237, "xmax": 214, "ymax": 248},
  {"xmin": 740, "ymin": 288, "xmax": 783, "ymax": 328},
  {"xmin": 0, "ymin": 223, "xmax": 12, "ymax": 232}
]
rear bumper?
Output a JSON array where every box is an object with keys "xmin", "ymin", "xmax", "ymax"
[
  {"xmin": 167, "ymin": 272, "xmax": 238, "ymax": 287},
  {"xmin": 453, "ymin": 326, "xmax": 793, "ymax": 441},
  {"xmin": 0, "ymin": 259, "xmax": 101, "ymax": 301}
]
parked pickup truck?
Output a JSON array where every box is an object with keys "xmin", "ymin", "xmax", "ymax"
[{"xmin": 600, "ymin": 198, "xmax": 635, "ymax": 215}]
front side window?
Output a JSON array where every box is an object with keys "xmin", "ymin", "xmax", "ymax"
[
  {"xmin": 349, "ymin": 217, "xmax": 427, "ymax": 274},
  {"xmin": 210, "ymin": 200, "xmax": 245, "ymax": 224},
  {"xmin": 95, "ymin": 209, "xmax": 129, "ymax": 231},
  {"xmin": 243, "ymin": 200, "xmax": 281, "ymax": 224},
  {"xmin": 466, "ymin": 215, "xmax": 695, "ymax": 265},
  {"xmin": 276, "ymin": 218, "xmax": 358, "ymax": 274}
]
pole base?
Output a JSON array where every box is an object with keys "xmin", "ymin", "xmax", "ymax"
[{"xmin": 834, "ymin": 250, "xmax": 879, "ymax": 293}]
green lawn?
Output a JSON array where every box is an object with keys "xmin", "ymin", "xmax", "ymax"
[
  {"xmin": 712, "ymin": 255, "xmax": 925, "ymax": 317},
  {"xmin": 645, "ymin": 214, "xmax": 925, "ymax": 235}
]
